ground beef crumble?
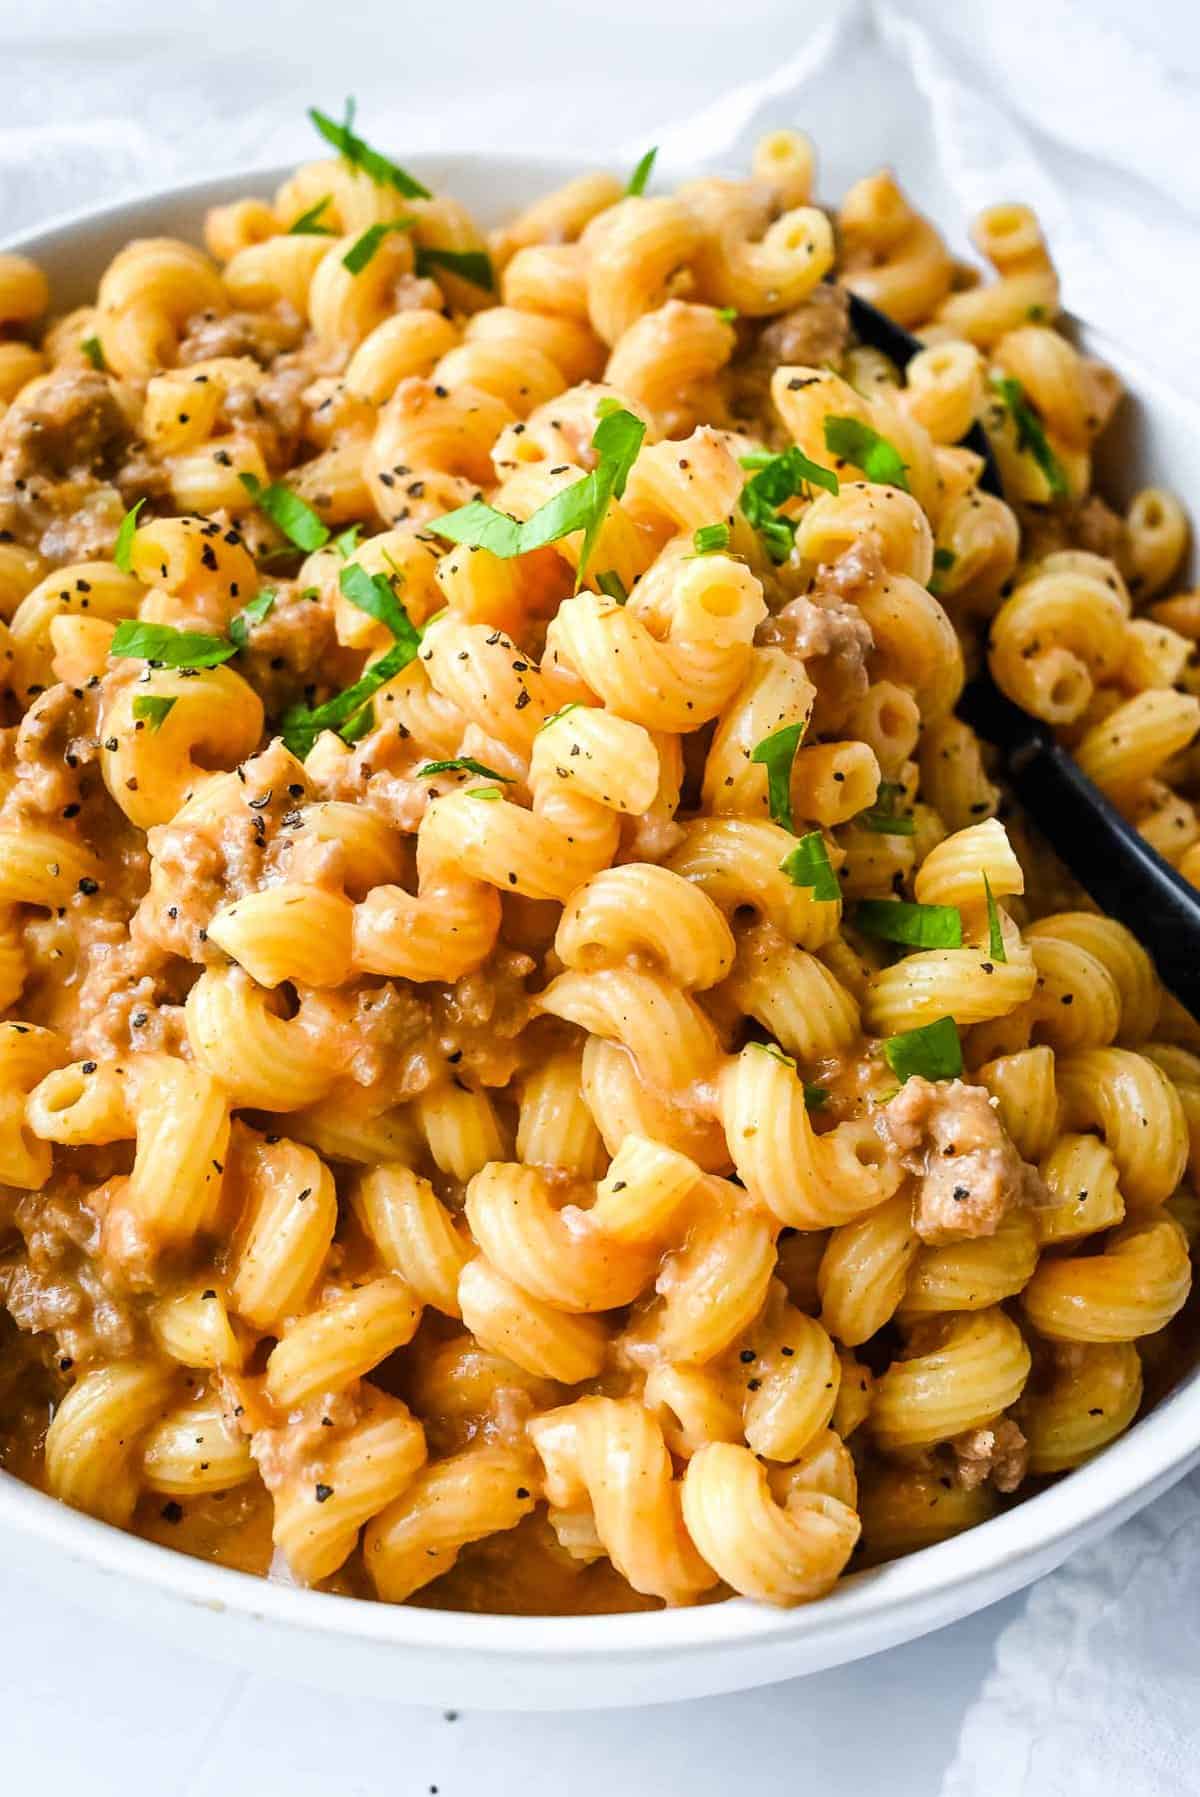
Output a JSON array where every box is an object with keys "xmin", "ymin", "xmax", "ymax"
[{"xmin": 877, "ymin": 1075, "xmax": 1047, "ymax": 1244}]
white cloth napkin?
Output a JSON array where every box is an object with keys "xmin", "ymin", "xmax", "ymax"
[{"xmin": 2, "ymin": 3, "xmax": 1200, "ymax": 1788}]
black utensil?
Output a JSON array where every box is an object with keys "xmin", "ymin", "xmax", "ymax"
[{"xmin": 847, "ymin": 289, "xmax": 1200, "ymax": 1014}]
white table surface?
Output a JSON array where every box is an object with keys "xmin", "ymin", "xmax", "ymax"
[{"xmin": 2, "ymin": 1, "xmax": 1198, "ymax": 1789}]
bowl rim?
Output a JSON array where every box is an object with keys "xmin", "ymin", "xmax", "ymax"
[{"xmin": 2, "ymin": 150, "xmax": 1199, "ymax": 1663}]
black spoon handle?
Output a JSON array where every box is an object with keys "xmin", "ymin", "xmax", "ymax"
[{"xmin": 998, "ymin": 724, "xmax": 1200, "ymax": 1015}]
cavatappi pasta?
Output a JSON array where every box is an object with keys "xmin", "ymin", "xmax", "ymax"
[{"xmin": 0, "ymin": 114, "xmax": 1196, "ymax": 1618}]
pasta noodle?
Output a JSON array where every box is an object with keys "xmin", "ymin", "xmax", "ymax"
[{"xmin": 0, "ymin": 119, "xmax": 1196, "ymax": 1625}]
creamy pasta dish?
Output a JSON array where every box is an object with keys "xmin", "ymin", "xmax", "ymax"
[{"xmin": 0, "ymin": 111, "xmax": 1197, "ymax": 1615}]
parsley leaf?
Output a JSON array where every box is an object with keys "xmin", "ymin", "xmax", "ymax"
[
  {"xmin": 596, "ymin": 570, "xmax": 628, "ymax": 603},
  {"xmin": 715, "ymin": 306, "xmax": 738, "ymax": 324},
  {"xmin": 750, "ymin": 720, "xmax": 807, "ymax": 833},
  {"xmin": 882, "ymin": 1016, "xmax": 963, "ymax": 1084},
  {"xmin": 239, "ymin": 473, "xmax": 330, "ymax": 553},
  {"xmin": 113, "ymin": 499, "xmax": 145, "ymax": 574},
  {"xmin": 991, "ymin": 374, "xmax": 1068, "ymax": 499},
  {"xmin": 81, "ymin": 335, "xmax": 106, "ymax": 371},
  {"xmin": 414, "ymin": 246, "xmax": 495, "ymax": 291},
  {"xmin": 308, "ymin": 99, "xmax": 431, "ymax": 200},
  {"xmin": 417, "ymin": 757, "xmax": 510, "ymax": 782},
  {"xmin": 287, "ymin": 196, "xmax": 336, "ymax": 235},
  {"xmin": 626, "ymin": 148, "xmax": 658, "ymax": 196},
  {"xmin": 823, "ymin": 416, "xmax": 909, "ymax": 490},
  {"xmin": 339, "ymin": 563, "xmax": 415, "ymax": 642},
  {"xmin": 110, "ymin": 620, "xmax": 235, "ymax": 668},
  {"xmin": 468, "ymin": 785, "xmax": 504, "ymax": 801},
  {"xmin": 539, "ymin": 702, "xmax": 584, "ymax": 731},
  {"xmin": 983, "ymin": 872, "xmax": 1007, "ymax": 964},
  {"xmin": 933, "ymin": 547, "xmax": 956, "ymax": 571},
  {"xmin": 692, "ymin": 523, "xmax": 731, "ymax": 555},
  {"xmin": 429, "ymin": 406, "xmax": 646, "ymax": 589},
  {"xmin": 804, "ymin": 1083, "xmax": 830, "ymax": 1110},
  {"xmin": 132, "ymin": 695, "xmax": 177, "ymax": 731},
  {"xmin": 779, "ymin": 830, "xmax": 840, "ymax": 902},
  {"xmin": 855, "ymin": 900, "xmax": 963, "ymax": 950},
  {"xmin": 739, "ymin": 446, "xmax": 838, "ymax": 564},
  {"xmin": 228, "ymin": 590, "xmax": 276, "ymax": 650},
  {"xmin": 280, "ymin": 571, "xmax": 421, "ymax": 757},
  {"xmin": 342, "ymin": 219, "xmax": 415, "ymax": 274},
  {"xmin": 856, "ymin": 781, "xmax": 916, "ymax": 835}
]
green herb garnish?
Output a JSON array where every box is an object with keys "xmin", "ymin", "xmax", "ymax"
[
  {"xmin": 342, "ymin": 219, "xmax": 415, "ymax": 274},
  {"xmin": 280, "ymin": 573, "xmax": 421, "ymax": 757},
  {"xmin": 626, "ymin": 148, "xmax": 657, "ymax": 196},
  {"xmin": 239, "ymin": 473, "xmax": 330, "ymax": 553},
  {"xmin": 539, "ymin": 702, "xmax": 585, "ymax": 731},
  {"xmin": 982, "ymin": 872, "xmax": 1007, "ymax": 964},
  {"xmin": 804, "ymin": 1083, "xmax": 830, "ymax": 1110},
  {"xmin": 715, "ymin": 306, "xmax": 738, "ymax": 324},
  {"xmin": 855, "ymin": 900, "xmax": 963, "ymax": 950},
  {"xmin": 692, "ymin": 523, "xmax": 731, "ymax": 555},
  {"xmin": 110, "ymin": 620, "xmax": 235, "ymax": 668},
  {"xmin": 339, "ymin": 563, "xmax": 412, "ymax": 640},
  {"xmin": 287, "ymin": 196, "xmax": 336, "ymax": 235},
  {"xmin": 333, "ymin": 525, "xmax": 361, "ymax": 560},
  {"xmin": 990, "ymin": 374, "xmax": 1068, "ymax": 499},
  {"xmin": 823, "ymin": 416, "xmax": 909, "ymax": 490},
  {"xmin": 429, "ymin": 406, "xmax": 646, "ymax": 590},
  {"xmin": 414, "ymin": 246, "xmax": 495, "ymax": 290},
  {"xmin": 228, "ymin": 590, "xmax": 276, "ymax": 650},
  {"xmin": 750, "ymin": 720, "xmax": 807, "ymax": 833},
  {"xmin": 132, "ymin": 695, "xmax": 177, "ymax": 731},
  {"xmin": 739, "ymin": 445, "xmax": 839, "ymax": 564},
  {"xmin": 113, "ymin": 499, "xmax": 145, "ymax": 574},
  {"xmin": 857, "ymin": 781, "xmax": 916, "ymax": 835},
  {"xmin": 81, "ymin": 335, "xmax": 106, "ymax": 371},
  {"xmin": 417, "ymin": 757, "xmax": 510, "ymax": 782},
  {"xmin": 308, "ymin": 99, "xmax": 431, "ymax": 200},
  {"xmin": 596, "ymin": 570, "xmax": 628, "ymax": 603},
  {"xmin": 780, "ymin": 830, "xmax": 839, "ymax": 902},
  {"xmin": 468, "ymin": 785, "xmax": 505, "ymax": 801},
  {"xmin": 933, "ymin": 547, "xmax": 956, "ymax": 571},
  {"xmin": 882, "ymin": 1016, "xmax": 963, "ymax": 1084}
]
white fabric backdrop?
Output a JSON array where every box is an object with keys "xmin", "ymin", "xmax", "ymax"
[{"xmin": 2, "ymin": 1, "xmax": 1200, "ymax": 1789}]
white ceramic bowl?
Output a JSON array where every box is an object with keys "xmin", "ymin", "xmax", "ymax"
[{"xmin": 2, "ymin": 156, "xmax": 1199, "ymax": 1711}]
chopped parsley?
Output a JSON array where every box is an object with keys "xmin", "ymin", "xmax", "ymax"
[
  {"xmin": 81, "ymin": 335, "xmax": 106, "ymax": 371},
  {"xmin": 132, "ymin": 695, "xmax": 177, "ymax": 731},
  {"xmin": 780, "ymin": 830, "xmax": 839, "ymax": 902},
  {"xmin": 933, "ymin": 547, "xmax": 956, "ymax": 571},
  {"xmin": 855, "ymin": 900, "xmax": 963, "ymax": 950},
  {"xmin": 239, "ymin": 473, "xmax": 330, "ymax": 553},
  {"xmin": 468, "ymin": 786, "xmax": 505, "ymax": 801},
  {"xmin": 882, "ymin": 1016, "xmax": 963, "ymax": 1084},
  {"xmin": 110, "ymin": 620, "xmax": 235, "ymax": 668},
  {"xmin": 739, "ymin": 446, "xmax": 838, "ymax": 563},
  {"xmin": 342, "ymin": 219, "xmax": 415, "ymax": 274},
  {"xmin": 414, "ymin": 246, "xmax": 495, "ymax": 291},
  {"xmin": 750, "ymin": 720, "xmax": 808, "ymax": 833},
  {"xmin": 280, "ymin": 573, "xmax": 421, "ymax": 757},
  {"xmin": 715, "ymin": 306, "xmax": 738, "ymax": 324},
  {"xmin": 338, "ymin": 562, "xmax": 411, "ymax": 639},
  {"xmin": 990, "ymin": 374, "xmax": 1068, "ymax": 499},
  {"xmin": 626, "ymin": 148, "xmax": 657, "ymax": 196},
  {"xmin": 749, "ymin": 1042, "xmax": 828, "ymax": 1108},
  {"xmin": 856, "ymin": 781, "xmax": 916, "ymax": 835},
  {"xmin": 227, "ymin": 590, "xmax": 276, "ymax": 650},
  {"xmin": 308, "ymin": 99, "xmax": 431, "ymax": 200},
  {"xmin": 692, "ymin": 523, "xmax": 731, "ymax": 555},
  {"xmin": 595, "ymin": 570, "xmax": 628, "ymax": 603},
  {"xmin": 417, "ymin": 757, "xmax": 510, "ymax": 782},
  {"xmin": 823, "ymin": 416, "xmax": 909, "ymax": 490},
  {"xmin": 539, "ymin": 702, "xmax": 585, "ymax": 731},
  {"xmin": 983, "ymin": 872, "xmax": 1007, "ymax": 964},
  {"xmin": 429, "ymin": 405, "xmax": 646, "ymax": 589},
  {"xmin": 113, "ymin": 499, "xmax": 145, "ymax": 574},
  {"xmin": 287, "ymin": 196, "xmax": 336, "ymax": 235}
]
